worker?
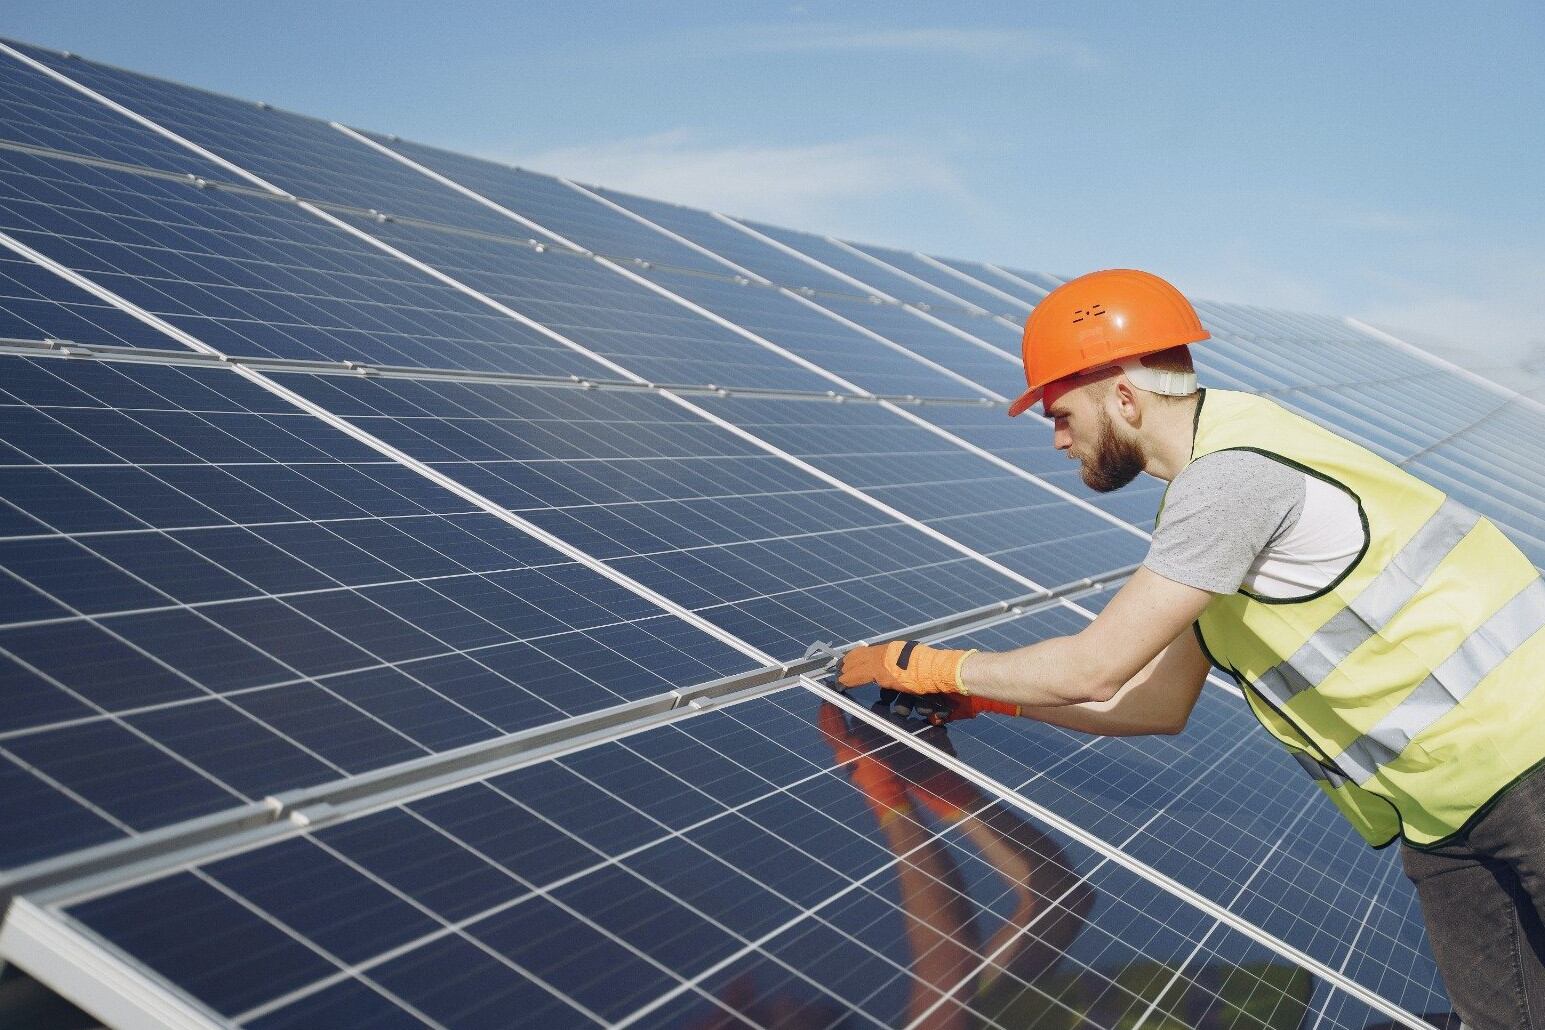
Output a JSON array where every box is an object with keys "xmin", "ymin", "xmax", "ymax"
[{"xmin": 835, "ymin": 269, "xmax": 1545, "ymax": 1030}]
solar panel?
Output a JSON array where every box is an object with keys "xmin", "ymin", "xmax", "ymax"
[
  {"xmin": 341, "ymin": 144, "xmax": 1025, "ymax": 401},
  {"xmin": 267, "ymin": 372, "xmax": 1032, "ymax": 659},
  {"xmin": 841, "ymin": 240, "xmax": 1036, "ymax": 320},
  {"xmin": 30, "ymin": 689, "xmax": 1403, "ymax": 1029},
  {"xmin": 0, "ymin": 352, "xmax": 754, "ymax": 868},
  {"xmin": 0, "ymin": 36, "xmax": 1497, "ymax": 1029}
]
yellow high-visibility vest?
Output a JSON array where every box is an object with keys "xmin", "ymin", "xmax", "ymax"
[{"xmin": 1166, "ymin": 389, "xmax": 1545, "ymax": 847}]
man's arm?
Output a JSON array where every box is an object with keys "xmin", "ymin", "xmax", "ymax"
[
  {"xmin": 1011, "ymin": 626, "xmax": 1212, "ymax": 736},
  {"xmin": 961, "ymin": 566, "xmax": 1216, "ymax": 709}
]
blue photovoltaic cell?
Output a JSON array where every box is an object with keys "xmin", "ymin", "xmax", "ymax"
[
  {"xmin": 844, "ymin": 238, "xmax": 1035, "ymax": 320},
  {"xmin": 56, "ymin": 689, "xmax": 1385, "ymax": 1028},
  {"xmin": 913, "ymin": 300, "xmax": 1025, "ymax": 356},
  {"xmin": 272, "ymin": 372, "xmax": 1026, "ymax": 661},
  {"xmin": 0, "ymin": 42, "xmax": 231, "ymax": 179},
  {"xmin": 688, "ymin": 393, "xmax": 1148, "ymax": 585},
  {"xmin": 0, "ymin": 354, "xmax": 752, "ymax": 869},
  {"xmin": 0, "ymin": 148, "xmax": 616, "ymax": 377},
  {"xmin": 0, "ymin": 247, "xmax": 172, "ymax": 349}
]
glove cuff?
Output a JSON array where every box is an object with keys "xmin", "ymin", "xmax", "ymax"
[{"xmin": 954, "ymin": 649, "xmax": 979, "ymax": 695}]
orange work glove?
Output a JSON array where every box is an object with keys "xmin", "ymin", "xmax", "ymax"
[
  {"xmin": 836, "ymin": 639, "xmax": 978, "ymax": 695},
  {"xmin": 928, "ymin": 695, "xmax": 1021, "ymax": 723}
]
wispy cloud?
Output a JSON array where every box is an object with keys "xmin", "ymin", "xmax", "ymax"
[
  {"xmin": 508, "ymin": 129, "xmax": 975, "ymax": 228},
  {"xmin": 734, "ymin": 24, "xmax": 1102, "ymax": 67}
]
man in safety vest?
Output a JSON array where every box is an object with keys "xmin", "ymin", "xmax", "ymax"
[{"xmin": 836, "ymin": 269, "xmax": 1545, "ymax": 1028}]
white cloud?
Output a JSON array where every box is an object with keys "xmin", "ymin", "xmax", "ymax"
[
  {"xmin": 734, "ymin": 24, "xmax": 1102, "ymax": 67},
  {"xmin": 1350, "ymin": 247, "xmax": 1545, "ymax": 367},
  {"xmin": 508, "ymin": 129, "xmax": 974, "ymax": 228}
]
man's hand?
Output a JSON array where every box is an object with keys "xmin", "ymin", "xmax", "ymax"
[{"xmin": 835, "ymin": 639, "xmax": 977, "ymax": 695}]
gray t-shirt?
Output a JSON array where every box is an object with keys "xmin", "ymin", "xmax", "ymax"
[{"xmin": 1144, "ymin": 450, "xmax": 1307, "ymax": 594}]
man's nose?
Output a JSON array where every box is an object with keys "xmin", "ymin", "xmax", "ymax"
[{"xmin": 1053, "ymin": 426, "xmax": 1071, "ymax": 451}]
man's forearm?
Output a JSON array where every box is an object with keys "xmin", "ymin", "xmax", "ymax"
[
  {"xmin": 963, "ymin": 639, "xmax": 1199, "ymax": 737},
  {"xmin": 960, "ymin": 634, "xmax": 1125, "ymax": 708}
]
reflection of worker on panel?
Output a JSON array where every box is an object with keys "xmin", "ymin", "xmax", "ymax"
[
  {"xmin": 820, "ymin": 701, "xmax": 1093, "ymax": 1027},
  {"xmin": 836, "ymin": 270, "xmax": 1545, "ymax": 1028}
]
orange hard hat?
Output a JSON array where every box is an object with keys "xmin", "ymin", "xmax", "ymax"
[{"xmin": 1006, "ymin": 268, "xmax": 1209, "ymax": 417}]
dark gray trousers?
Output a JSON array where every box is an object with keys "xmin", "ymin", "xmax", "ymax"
[{"xmin": 1401, "ymin": 765, "xmax": 1545, "ymax": 1030}]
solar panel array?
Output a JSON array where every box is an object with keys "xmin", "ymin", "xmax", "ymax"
[{"xmin": 2, "ymin": 37, "xmax": 1540, "ymax": 1029}]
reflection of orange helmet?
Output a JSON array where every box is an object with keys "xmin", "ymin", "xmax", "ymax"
[{"xmin": 1006, "ymin": 269, "xmax": 1209, "ymax": 417}]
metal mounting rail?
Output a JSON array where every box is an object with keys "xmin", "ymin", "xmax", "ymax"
[
  {"xmin": 0, "ymin": 567, "xmax": 1132, "ymax": 910},
  {"xmin": 0, "ymin": 336, "xmax": 1002, "ymax": 408}
]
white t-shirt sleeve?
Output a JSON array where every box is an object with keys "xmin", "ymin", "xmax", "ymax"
[
  {"xmin": 1144, "ymin": 451, "xmax": 1306, "ymax": 594},
  {"xmin": 1144, "ymin": 450, "xmax": 1365, "ymax": 598}
]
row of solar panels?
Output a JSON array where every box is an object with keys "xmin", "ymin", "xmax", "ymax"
[{"xmin": 2, "ymin": 35, "xmax": 1533, "ymax": 1027}]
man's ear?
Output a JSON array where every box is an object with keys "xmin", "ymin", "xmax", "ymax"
[{"xmin": 1112, "ymin": 377, "xmax": 1142, "ymax": 427}]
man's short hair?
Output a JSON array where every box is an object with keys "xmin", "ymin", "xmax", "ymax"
[{"xmin": 1138, "ymin": 345, "xmax": 1194, "ymax": 375}]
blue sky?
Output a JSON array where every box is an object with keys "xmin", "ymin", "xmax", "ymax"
[{"xmin": 7, "ymin": 1, "xmax": 1544, "ymax": 366}]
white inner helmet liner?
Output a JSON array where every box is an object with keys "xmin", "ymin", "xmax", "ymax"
[{"xmin": 1117, "ymin": 356, "xmax": 1197, "ymax": 397}]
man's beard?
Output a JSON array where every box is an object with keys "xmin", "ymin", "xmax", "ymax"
[{"xmin": 1080, "ymin": 409, "xmax": 1145, "ymax": 492}]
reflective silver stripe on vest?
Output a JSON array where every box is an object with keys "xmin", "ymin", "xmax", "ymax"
[
  {"xmin": 1335, "ymin": 576, "xmax": 1545, "ymax": 785},
  {"xmin": 1292, "ymin": 750, "xmax": 1350, "ymax": 789},
  {"xmin": 1253, "ymin": 498, "xmax": 1480, "ymax": 709}
]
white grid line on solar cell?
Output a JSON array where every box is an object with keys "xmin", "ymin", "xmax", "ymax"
[
  {"xmin": 713, "ymin": 212, "xmax": 882, "ymax": 296},
  {"xmin": 0, "ymin": 897, "xmax": 228, "ymax": 1030},
  {"xmin": 262, "ymin": 372, "xmax": 1100, "ymax": 658},
  {"xmin": 0, "ymin": 139, "xmax": 837, "ymax": 391},
  {"xmin": 1125, "ymin": 800, "xmax": 1317, "ymax": 1030},
  {"xmin": 0, "ymin": 58, "xmax": 656, "ymax": 379},
  {"xmin": 557, "ymin": 174, "xmax": 765, "ymax": 280},
  {"xmin": 1350, "ymin": 316, "xmax": 1545, "ymax": 416},
  {"xmin": 813, "ymin": 240, "xmax": 1033, "ymax": 360},
  {"xmin": 981, "ymin": 261, "xmax": 1054, "ymax": 299},
  {"xmin": 0, "ymin": 319, "xmax": 1415, "ymax": 1025},
  {"xmin": 227, "ymin": 710, "xmax": 919, "ymax": 1024},
  {"xmin": 0, "ymin": 160, "xmax": 609, "ymax": 376}
]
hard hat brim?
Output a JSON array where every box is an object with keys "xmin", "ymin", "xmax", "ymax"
[{"xmin": 1006, "ymin": 386, "xmax": 1041, "ymax": 418}]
